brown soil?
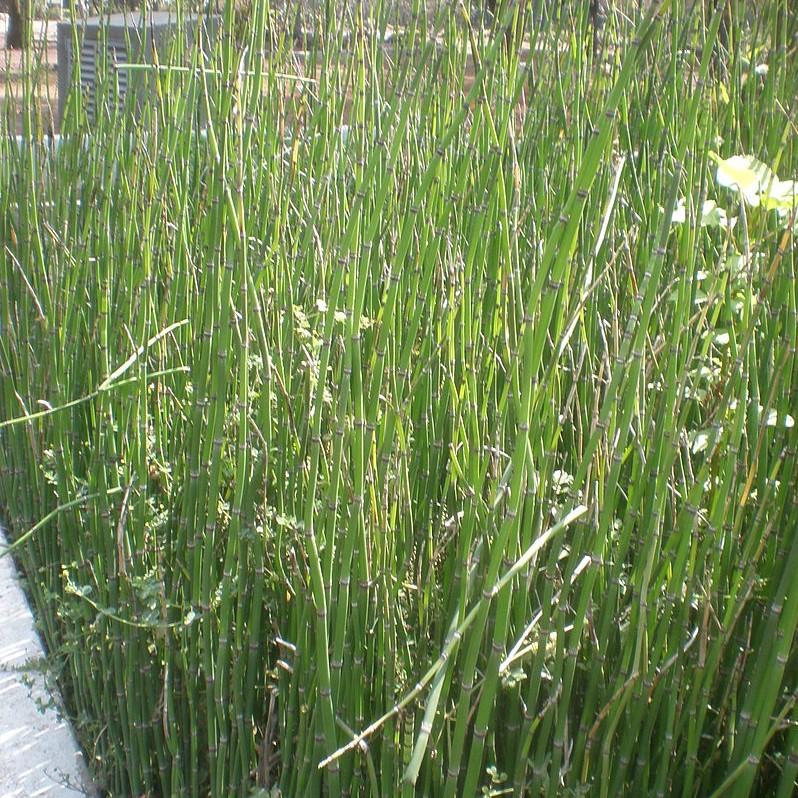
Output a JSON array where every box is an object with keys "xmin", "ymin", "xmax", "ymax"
[{"xmin": 1, "ymin": 12, "xmax": 59, "ymax": 133}]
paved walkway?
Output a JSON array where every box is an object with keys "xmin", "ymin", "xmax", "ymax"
[{"xmin": 0, "ymin": 527, "xmax": 95, "ymax": 798}]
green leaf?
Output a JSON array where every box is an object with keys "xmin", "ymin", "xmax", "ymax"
[
  {"xmin": 710, "ymin": 152, "xmax": 778, "ymax": 207},
  {"xmin": 670, "ymin": 198, "xmax": 734, "ymax": 228},
  {"xmin": 671, "ymin": 197, "xmax": 687, "ymax": 224},
  {"xmin": 699, "ymin": 199, "xmax": 734, "ymax": 228},
  {"xmin": 761, "ymin": 179, "xmax": 797, "ymax": 214}
]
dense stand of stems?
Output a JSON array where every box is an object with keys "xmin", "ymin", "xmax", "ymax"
[{"xmin": 1, "ymin": 0, "xmax": 797, "ymax": 795}]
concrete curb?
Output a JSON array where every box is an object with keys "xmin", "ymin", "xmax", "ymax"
[{"xmin": 0, "ymin": 527, "xmax": 96, "ymax": 798}]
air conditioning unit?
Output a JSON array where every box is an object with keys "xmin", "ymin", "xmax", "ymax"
[{"xmin": 56, "ymin": 11, "xmax": 213, "ymax": 125}]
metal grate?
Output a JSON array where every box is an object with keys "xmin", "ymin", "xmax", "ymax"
[
  {"xmin": 107, "ymin": 40, "xmax": 128, "ymax": 116},
  {"xmin": 57, "ymin": 13, "xmax": 209, "ymax": 127},
  {"xmin": 72, "ymin": 37, "xmax": 129, "ymax": 121},
  {"xmin": 76, "ymin": 37, "xmax": 96, "ymax": 119}
]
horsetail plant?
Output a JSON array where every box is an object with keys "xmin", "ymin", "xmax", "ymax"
[{"xmin": 1, "ymin": 0, "xmax": 797, "ymax": 795}]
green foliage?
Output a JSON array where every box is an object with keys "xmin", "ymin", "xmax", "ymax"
[{"xmin": 1, "ymin": 0, "xmax": 797, "ymax": 796}]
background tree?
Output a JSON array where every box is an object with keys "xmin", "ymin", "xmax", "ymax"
[{"xmin": 5, "ymin": 0, "xmax": 25, "ymax": 49}]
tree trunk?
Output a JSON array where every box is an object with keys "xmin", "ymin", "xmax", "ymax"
[{"xmin": 5, "ymin": 0, "xmax": 25, "ymax": 50}]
